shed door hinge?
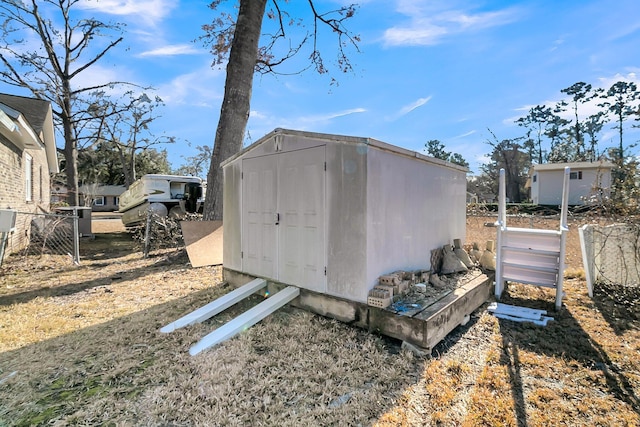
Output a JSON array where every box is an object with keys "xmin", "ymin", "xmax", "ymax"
[
  {"xmin": 324, "ymin": 161, "xmax": 327, "ymax": 171},
  {"xmin": 241, "ymin": 251, "xmax": 243, "ymax": 259},
  {"xmin": 324, "ymin": 266, "xmax": 327, "ymax": 276}
]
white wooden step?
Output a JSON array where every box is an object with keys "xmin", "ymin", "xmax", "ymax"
[
  {"xmin": 502, "ymin": 275, "xmax": 558, "ymax": 288},
  {"xmin": 502, "ymin": 250, "xmax": 559, "ymax": 269},
  {"xmin": 503, "ymin": 229, "xmax": 561, "ymax": 252},
  {"xmin": 160, "ymin": 278, "xmax": 267, "ymax": 333},
  {"xmin": 502, "ymin": 261, "xmax": 559, "ymax": 274},
  {"xmin": 502, "ymin": 263, "xmax": 558, "ymax": 288},
  {"xmin": 504, "ymin": 227, "xmax": 562, "ymax": 236},
  {"xmin": 189, "ymin": 286, "xmax": 300, "ymax": 355},
  {"xmin": 502, "ymin": 246, "xmax": 560, "ymax": 257}
]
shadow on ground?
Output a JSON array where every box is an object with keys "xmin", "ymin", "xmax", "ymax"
[
  {"xmin": 0, "ymin": 264, "xmax": 425, "ymax": 426},
  {"xmin": 496, "ymin": 289, "xmax": 640, "ymax": 427},
  {"xmin": 0, "ymin": 233, "xmax": 187, "ymax": 307}
]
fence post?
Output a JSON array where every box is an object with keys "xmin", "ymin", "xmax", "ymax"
[
  {"xmin": 0, "ymin": 231, "xmax": 7, "ymax": 267},
  {"xmin": 72, "ymin": 207, "xmax": 80, "ymax": 265},
  {"xmin": 144, "ymin": 208, "xmax": 152, "ymax": 258}
]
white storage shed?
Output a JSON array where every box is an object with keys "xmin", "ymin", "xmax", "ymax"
[
  {"xmin": 222, "ymin": 129, "xmax": 467, "ymax": 303},
  {"xmin": 528, "ymin": 161, "xmax": 615, "ymax": 205}
]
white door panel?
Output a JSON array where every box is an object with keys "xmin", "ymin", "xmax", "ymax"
[
  {"xmin": 277, "ymin": 147, "xmax": 326, "ymax": 292},
  {"xmin": 242, "ymin": 155, "xmax": 277, "ymax": 279}
]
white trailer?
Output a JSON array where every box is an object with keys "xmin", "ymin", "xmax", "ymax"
[{"xmin": 118, "ymin": 174, "xmax": 203, "ymax": 227}]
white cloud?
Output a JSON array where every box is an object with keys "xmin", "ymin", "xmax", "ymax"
[
  {"xmin": 597, "ymin": 72, "xmax": 640, "ymax": 90},
  {"xmin": 155, "ymin": 66, "xmax": 224, "ymax": 106},
  {"xmin": 78, "ymin": 0, "xmax": 175, "ymax": 26},
  {"xmin": 383, "ymin": 1, "xmax": 521, "ymax": 47},
  {"xmin": 138, "ymin": 44, "xmax": 201, "ymax": 57},
  {"xmin": 307, "ymin": 108, "xmax": 367, "ymax": 122},
  {"xmin": 387, "ymin": 96, "xmax": 432, "ymax": 120},
  {"xmin": 453, "ymin": 130, "xmax": 476, "ymax": 139},
  {"xmin": 249, "ymin": 110, "xmax": 269, "ymax": 121},
  {"xmin": 476, "ymin": 154, "xmax": 491, "ymax": 167},
  {"xmin": 247, "ymin": 108, "xmax": 367, "ymax": 135},
  {"xmin": 69, "ymin": 64, "xmax": 136, "ymax": 95}
]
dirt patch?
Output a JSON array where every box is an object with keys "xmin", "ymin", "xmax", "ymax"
[
  {"xmin": 91, "ymin": 218, "xmax": 126, "ymax": 234},
  {"xmin": 0, "ymin": 215, "xmax": 638, "ymax": 425}
]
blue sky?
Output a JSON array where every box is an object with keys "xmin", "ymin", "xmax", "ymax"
[{"xmin": 2, "ymin": 0, "xmax": 640, "ymax": 175}]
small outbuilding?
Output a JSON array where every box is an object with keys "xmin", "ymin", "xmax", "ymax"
[
  {"xmin": 79, "ymin": 184, "xmax": 126, "ymax": 212},
  {"xmin": 528, "ymin": 161, "xmax": 615, "ymax": 205},
  {"xmin": 222, "ymin": 128, "xmax": 467, "ymax": 303}
]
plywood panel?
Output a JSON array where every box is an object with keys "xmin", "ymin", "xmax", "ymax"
[{"xmin": 181, "ymin": 220, "xmax": 223, "ymax": 267}]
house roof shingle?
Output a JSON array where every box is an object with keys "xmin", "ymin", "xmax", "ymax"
[{"xmin": 0, "ymin": 93, "xmax": 51, "ymax": 135}]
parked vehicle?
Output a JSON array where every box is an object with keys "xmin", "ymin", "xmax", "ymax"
[{"xmin": 118, "ymin": 174, "xmax": 203, "ymax": 227}]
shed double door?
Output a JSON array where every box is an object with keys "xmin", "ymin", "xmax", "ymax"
[{"xmin": 242, "ymin": 146, "xmax": 326, "ymax": 293}]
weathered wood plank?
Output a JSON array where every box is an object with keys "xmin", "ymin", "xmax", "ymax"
[
  {"xmin": 368, "ymin": 307, "xmax": 426, "ymax": 347},
  {"xmin": 417, "ymin": 273, "xmax": 493, "ymax": 350}
]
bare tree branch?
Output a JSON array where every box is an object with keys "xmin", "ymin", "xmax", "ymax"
[{"xmin": 0, "ymin": 0, "xmax": 129, "ymax": 205}]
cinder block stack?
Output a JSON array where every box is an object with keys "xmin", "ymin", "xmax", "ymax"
[{"xmin": 368, "ymin": 270, "xmax": 421, "ymax": 308}]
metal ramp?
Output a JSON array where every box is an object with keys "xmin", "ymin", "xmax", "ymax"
[
  {"xmin": 160, "ymin": 278, "xmax": 300, "ymax": 355},
  {"xmin": 495, "ymin": 167, "xmax": 570, "ymax": 311}
]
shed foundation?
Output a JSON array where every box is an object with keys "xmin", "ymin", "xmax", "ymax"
[{"xmin": 223, "ymin": 268, "xmax": 493, "ymax": 352}]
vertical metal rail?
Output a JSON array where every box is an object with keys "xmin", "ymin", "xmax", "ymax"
[
  {"xmin": 0, "ymin": 232, "xmax": 7, "ymax": 267},
  {"xmin": 555, "ymin": 167, "xmax": 571, "ymax": 310},
  {"xmin": 72, "ymin": 207, "xmax": 80, "ymax": 265},
  {"xmin": 495, "ymin": 168, "xmax": 506, "ymax": 298},
  {"xmin": 143, "ymin": 208, "xmax": 152, "ymax": 258}
]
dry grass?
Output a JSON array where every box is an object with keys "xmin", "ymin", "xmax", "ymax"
[{"xmin": 0, "ymin": 215, "xmax": 638, "ymax": 426}]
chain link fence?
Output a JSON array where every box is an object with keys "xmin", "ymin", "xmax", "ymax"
[
  {"xmin": 580, "ymin": 223, "xmax": 640, "ymax": 292},
  {"xmin": 0, "ymin": 209, "xmax": 80, "ymax": 268}
]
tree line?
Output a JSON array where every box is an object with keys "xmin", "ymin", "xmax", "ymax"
[{"xmin": 428, "ymin": 80, "xmax": 640, "ymax": 205}]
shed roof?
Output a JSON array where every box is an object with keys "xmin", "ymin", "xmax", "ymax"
[
  {"xmin": 531, "ymin": 161, "xmax": 615, "ymax": 172},
  {"xmin": 222, "ymin": 128, "xmax": 468, "ymax": 173}
]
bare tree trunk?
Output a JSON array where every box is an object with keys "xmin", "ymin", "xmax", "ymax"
[
  {"xmin": 203, "ymin": 0, "xmax": 267, "ymax": 221},
  {"xmin": 63, "ymin": 130, "xmax": 79, "ymax": 206},
  {"xmin": 62, "ymin": 84, "xmax": 79, "ymax": 206},
  {"xmin": 121, "ymin": 147, "xmax": 133, "ymax": 188}
]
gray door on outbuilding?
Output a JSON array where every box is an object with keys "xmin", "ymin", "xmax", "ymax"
[{"xmin": 242, "ymin": 146, "xmax": 326, "ymax": 293}]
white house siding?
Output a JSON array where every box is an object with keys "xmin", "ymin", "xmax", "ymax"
[{"xmin": 325, "ymin": 140, "xmax": 368, "ymax": 302}]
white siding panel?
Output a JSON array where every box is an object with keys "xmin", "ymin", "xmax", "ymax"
[
  {"xmin": 365, "ymin": 148, "xmax": 466, "ymax": 297},
  {"xmin": 325, "ymin": 142, "xmax": 368, "ymax": 301},
  {"xmin": 223, "ymin": 162, "xmax": 242, "ymax": 270}
]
